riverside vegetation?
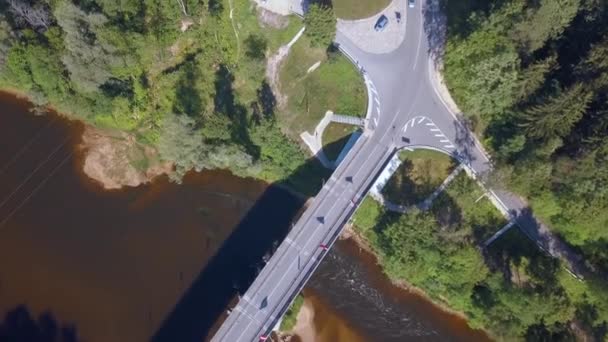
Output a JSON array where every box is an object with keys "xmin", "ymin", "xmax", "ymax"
[
  {"xmin": 351, "ymin": 0, "xmax": 608, "ymax": 340},
  {"xmin": 0, "ymin": 0, "xmax": 351, "ymax": 196}
]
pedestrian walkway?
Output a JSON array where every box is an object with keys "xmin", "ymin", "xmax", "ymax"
[
  {"xmin": 331, "ymin": 114, "xmax": 365, "ymax": 126},
  {"xmin": 301, "ymin": 111, "xmax": 367, "ymax": 169}
]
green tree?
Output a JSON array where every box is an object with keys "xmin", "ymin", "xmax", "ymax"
[
  {"xmin": 304, "ymin": 4, "xmax": 336, "ymax": 48},
  {"xmin": 54, "ymin": 1, "xmax": 125, "ymax": 93},
  {"xmin": 519, "ymin": 84, "xmax": 593, "ymax": 140},
  {"xmin": 513, "ymin": 0, "xmax": 582, "ymax": 54}
]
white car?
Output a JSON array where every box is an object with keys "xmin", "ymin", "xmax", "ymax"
[{"xmin": 408, "ymin": 0, "xmax": 415, "ymax": 8}]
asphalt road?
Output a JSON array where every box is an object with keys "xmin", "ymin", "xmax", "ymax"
[{"xmin": 212, "ymin": 1, "xmax": 586, "ymax": 341}]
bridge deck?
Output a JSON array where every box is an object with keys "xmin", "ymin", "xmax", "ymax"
[{"xmin": 212, "ymin": 135, "xmax": 394, "ymax": 341}]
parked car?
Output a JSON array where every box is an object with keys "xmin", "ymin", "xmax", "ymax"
[
  {"xmin": 374, "ymin": 15, "xmax": 389, "ymax": 32},
  {"xmin": 408, "ymin": 0, "xmax": 415, "ymax": 8}
]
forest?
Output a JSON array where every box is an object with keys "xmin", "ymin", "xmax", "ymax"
[
  {"xmin": 0, "ymin": 0, "xmax": 336, "ymax": 195},
  {"xmin": 443, "ymin": 0, "xmax": 608, "ymax": 276},
  {"xmin": 352, "ymin": 0, "xmax": 608, "ymax": 340}
]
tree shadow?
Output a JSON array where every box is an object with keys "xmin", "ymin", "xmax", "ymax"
[
  {"xmin": 208, "ymin": 0, "xmax": 224, "ymax": 16},
  {"xmin": 510, "ymin": 206, "xmax": 589, "ymax": 278},
  {"xmin": 0, "ymin": 305, "xmax": 79, "ymax": 342},
  {"xmin": 244, "ymin": 34, "xmax": 268, "ymax": 61},
  {"xmin": 429, "ymin": 192, "xmax": 463, "ymax": 231},
  {"xmin": 174, "ymin": 61, "xmax": 204, "ymax": 117},
  {"xmin": 421, "ymin": 0, "xmax": 510, "ymax": 67},
  {"xmin": 214, "ymin": 65, "xmax": 261, "ymax": 158},
  {"xmin": 451, "ymin": 119, "xmax": 480, "ymax": 168}
]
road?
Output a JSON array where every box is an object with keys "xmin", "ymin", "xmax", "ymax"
[{"xmin": 212, "ymin": 1, "xmax": 587, "ymax": 341}]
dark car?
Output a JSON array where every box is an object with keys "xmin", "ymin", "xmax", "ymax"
[{"xmin": 374, "ymin": 15, "xmax": 389, "ymax": 32}]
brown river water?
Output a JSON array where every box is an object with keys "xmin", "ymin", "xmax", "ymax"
[{"xmin": 0, "ymin": 92, "xmax": 491, "ymax": 341}]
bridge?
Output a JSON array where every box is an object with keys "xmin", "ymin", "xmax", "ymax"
[{"xmin": 211, "ymin": 1, "xmax": 588, "ymax": 340}]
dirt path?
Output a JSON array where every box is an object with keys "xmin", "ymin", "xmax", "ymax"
[
  {"xmin": 266, "ymin": 27, "xmax": 305, "ymax": 108},
  {"xmin": 228, "ymin": 0, "xmax": 240, "ymax": 59}
]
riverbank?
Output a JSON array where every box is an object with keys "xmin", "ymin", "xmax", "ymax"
[
  {"xmin": 0, "ymin": 89, "xmax": 174, "ymax": 190},
  {"xmin": 0, "ymin": 91, "xmax": 308, "ymax": 342},
  {"xmin": 340, "ymin": 226, "xmax": 480, "ymax": 324}
]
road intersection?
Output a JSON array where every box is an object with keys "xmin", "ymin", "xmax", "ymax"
[{"xmin": 212, "ymin": 1, "xmax": 587, "ymax": 341}]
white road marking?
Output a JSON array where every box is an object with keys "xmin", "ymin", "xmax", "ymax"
[
  {"xmin": 440, "ymin": 139, "xmax": 450, "ymax": 143},
  {"xmin": 444, "ymin": 144, "xmax": 455, "ymax": 148},
  {"xmin": 402, "ymin": 124, "xmax": 408, "ymax": 132},
  {"xmin": 410, "ymin": 120, "xmax": 415, "ymax": 127},
  {"xmin": 373, "ymin": 117, "xmax": 378, "ymax": 126},
  {"xmin": 418, "ymin": 117, "xmax": 425, "ymax": 124},
  {"xmin": 376, "ymin": 107, "xmax": 380, "ymax": 115},
  {"xmin": 374, "ymin": 97, "xmax": 380, "ymax": 105},
  {"xmin": 430, "ymin": 128, "xmax": 440, "ymax": 132},
  {"xmin": 426, "ymin": 122, "xmax": 435, "ymax": 126},
  {"xmin": 434, "ymin": 133, "xmax": 444, "ymax": 137}
]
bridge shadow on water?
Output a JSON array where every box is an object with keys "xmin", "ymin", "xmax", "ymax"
[{"xmin": 151, "ymin": 146, "xmax": 343, "ymax": 341}]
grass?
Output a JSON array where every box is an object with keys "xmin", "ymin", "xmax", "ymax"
[
  {"xmin": 432, "ymin": 173, "xmax": 508, "ymax": 242},
  {"xmin": 332, "ymin": 0, "xmax": 392, "ymax": 20},
  {"xmin": 278, "ymin": 38, "xmax": 366, "ymax": 140},
  {"xmin": 280, "ymin": 294, "xmax": 304, "ymax": 331},
  {"xmin": 322, "ymin": 122, "xmax": 358, "ymax": 161},
  {"xmin": 352, "ymin": 196, "xmax": 383, "ymax": 234},
  {"xmin": 382, "ymin": 149, "xmax": 456, "ymax": 206},
  {"xmin": 232, "ymin": 0, "xmax": 304, "ymax": 104}
]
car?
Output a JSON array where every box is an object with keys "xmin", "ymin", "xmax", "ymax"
[
  {"xmin": 408, "ymin": 0, "xmax": 415, "ymax": 8},
  {"xmin": 374, "ymin": 15, "xmax": 389, "ymax": 32}
]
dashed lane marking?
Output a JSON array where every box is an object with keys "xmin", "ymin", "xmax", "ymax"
[
  {"xmin": 444, "ymin": 144, "xmax": 455, "ymax": 148},
  {"xmin": 418, "ymin": 117, "xmax": 425, "ymax": 124},
  {"xmin": 440, "ymin": 139, "xmax": 450, "ymax": 143},
  {"xmin": 434, "ymin": 133, "xmax": 444, "ymax": 137},
  {"xmin": 430, "ymin": 128, "xmax": 440, "ymax": 132}
]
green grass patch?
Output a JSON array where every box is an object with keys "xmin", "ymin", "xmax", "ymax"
[
  {"xmin": 352, "ymin": 196, "xmax": 384, "ymax": 236},
  {"xmin": 432, "ymin": 173, "xmax": 507, "ymax": 242},
  {"xmin": 278, "ymin": 38, "xmax": 366, "ymax": 140},
  {"xmin": 332, "ymin": 0, "xmax": 391, "ymax": 20},
  {"xmin": 280, "ymin": 294, "xmax": 304, "ymax": 331},
  {"xmin": 322, "ymin": 122, "xmax": 358, "ymax": 161},
  {"xmin": 232, "ymin": 0, "xmax": 304, "ymax": 104},
  {"xmin": 382, "ymin": 149, "xmax": 456, "ymax": 206}
]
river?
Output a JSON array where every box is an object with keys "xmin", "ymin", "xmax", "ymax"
[{"xmin": 0, "ymin": 92, "xmax": 491, "ymax": 341}]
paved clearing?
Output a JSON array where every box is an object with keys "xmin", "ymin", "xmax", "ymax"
[
  {"xmin": 336, "ymin": 0, "xmax": 406, "ymax": 54},
  {"xmin": 333, "ymin": 0, "xmax": 391, "ymax": 20}
]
